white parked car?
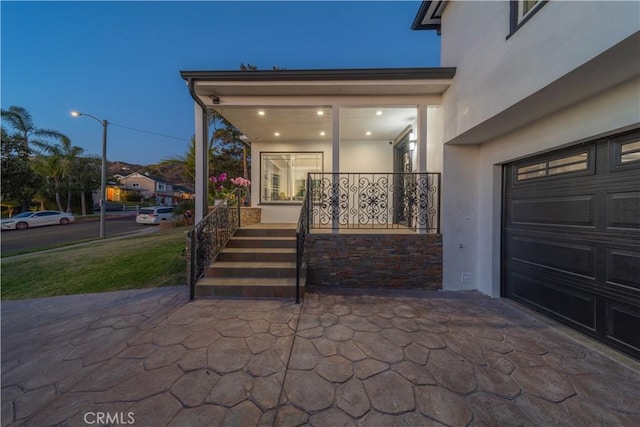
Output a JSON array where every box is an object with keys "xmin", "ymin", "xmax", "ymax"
[
  {"xmin": 0, "ymin": 210, "xmax": 75, "ymax": 230},
  {"xmin": 136, "ymin": 206, "xmax": 176, "ymax": 225}
]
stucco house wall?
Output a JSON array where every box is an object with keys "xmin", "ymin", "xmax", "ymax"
[
  {"xmin": 437, "ymin": 1, "xmax": 640, "ymax": 296},
  {"xmin": 439, "ymin": 0, "xmax": 640, "ymax": 142}
]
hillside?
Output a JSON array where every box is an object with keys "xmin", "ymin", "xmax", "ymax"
[{"xmin": 108, "ymin": 161, "xmax": 193, "ymax": 188}]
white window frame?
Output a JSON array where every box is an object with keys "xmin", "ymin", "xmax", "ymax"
[
  {"xmin": 509, "ymin": 0, "xmax": 547, "ymax": 38},
  {"xmin": 260, "ymin": 152, "xmax": 323, "ymax": 204}
]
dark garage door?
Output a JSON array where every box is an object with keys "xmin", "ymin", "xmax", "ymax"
[{"xmin": 503, "ymin": 129, "xmax": 640, "ymax": 359}]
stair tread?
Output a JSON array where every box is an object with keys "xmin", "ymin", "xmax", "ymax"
[
  {"xmin": 211, "ymin": 261, "xmax": 296, "ymax": 268},
  {"xmin": 221, "ymin": 248, "xmax": 295, "ymax": 253},
  {"xmin": 231, "ymin": 236, "xmax": 296, "ymax": 240},
  {"xmin": 197, "ymin": 277, "xmax": 303, "ymax": 286}
]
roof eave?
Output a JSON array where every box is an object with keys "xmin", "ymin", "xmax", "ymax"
[
  {"xmin": 411, "ymin": 0, "xmax": 446, "ymax": 33},
  {"xmin": 180, "ymin": 67, "xmax": 456, "ymax": 83}
]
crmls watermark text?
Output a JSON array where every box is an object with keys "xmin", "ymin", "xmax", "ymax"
[{"xmin": 83, "ymin": 412, "xmax": 135, "ymax": 425}]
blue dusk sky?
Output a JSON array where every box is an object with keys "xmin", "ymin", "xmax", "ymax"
[{"xmin": 1, "ymin": 1, "xmax": 440, "ymax": 165}]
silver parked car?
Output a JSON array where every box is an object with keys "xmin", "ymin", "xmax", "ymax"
[
  {"xmin": 135, "ymin": 206, "xmax": 176, "ymax": 225},
  {"xmin": 1, "ymin": 210, "xmax": 75, "ymax": 230}
]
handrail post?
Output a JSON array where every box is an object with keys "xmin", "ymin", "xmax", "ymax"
[
  {"xmin": 189, "ymin": 229, "xmax": 196, "ymax": 300},
  {"xmin": 237, "ymin": 190, "xmax": 241, "ymax": 228},
  {"xmin": 296, "ymin": 230, "xmax": 300, "ymax": 305}
]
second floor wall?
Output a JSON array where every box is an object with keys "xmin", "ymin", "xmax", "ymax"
[{"xmin": 440, "ymin": 0, "xmax": 640, "ymax": 143}]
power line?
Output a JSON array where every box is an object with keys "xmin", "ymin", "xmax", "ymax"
[{"xmin": 108, "ymin": 122, "xmax": 190, "ymax": 142}]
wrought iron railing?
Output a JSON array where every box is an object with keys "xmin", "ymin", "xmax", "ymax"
[
  {"xmin": 308, "ymin": 172, "xmax": 440, "ymax": 232},
  {"xmin": 187, "ymin": 190, "xmax": 241, "ymax": 299},
  {"xmin": 295, "ymin": 180, "xmax": 311, "ymax": 304}
]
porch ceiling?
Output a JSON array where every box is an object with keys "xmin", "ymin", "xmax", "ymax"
[
  {"xmin": 183, "ymin": 67, "xmax": 455, "ymax": 144},
  {"xmin": 215, "ymin": 106, "xmax": 418, "ymax": 143}
]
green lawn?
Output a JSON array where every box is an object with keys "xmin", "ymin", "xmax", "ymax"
[{"xmin": 1, "ymin": 228, "xmax": 189, "ymax": 300}]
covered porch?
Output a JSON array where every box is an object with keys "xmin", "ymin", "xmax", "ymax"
[
  {"xmin": 181, "ymin": 67, "xmax": 454, "ymax": 299},
  {"xmin": 180, "ymin": 67, "xmax": 455, "ymax": 227}
]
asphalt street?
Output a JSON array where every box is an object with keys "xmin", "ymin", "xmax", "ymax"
[{"xmin": 0, "ymin": 214, "xmax": 149, "ymax": 254}]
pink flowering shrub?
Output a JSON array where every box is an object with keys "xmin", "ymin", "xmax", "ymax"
[{"xmin": 209, "ymin": 173, "xmax": 251, "ymax": 205}]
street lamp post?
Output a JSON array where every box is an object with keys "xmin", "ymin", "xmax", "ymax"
[{"xmin": 71, "ymin": 111, "xmax": 108, "ymax": 239}]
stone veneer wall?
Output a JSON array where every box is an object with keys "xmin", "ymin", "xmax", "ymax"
[
  {"xmin": 240, "ymin": 207, "xmax": 261, "ymax": 227},
  {"xmin": 305, "ymin": 234, "xmax": 442, "ymax": 289}
]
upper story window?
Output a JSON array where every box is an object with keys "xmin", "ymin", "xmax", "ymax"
[
  {"xmin": 158, "ymin": 183, "xmax": 165, "ymax": 191},
  {"xmin": 520, "ymin": 0, "xmax": 540, "ymax": 19},
  {"xmin": 509, "ymin": 0, "xmax": 547, "ymax": 38}
]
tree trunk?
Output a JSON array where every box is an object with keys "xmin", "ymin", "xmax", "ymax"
[
  {"xmin": 21, "ymin": 197, "xmax": 30, "ymax": 212},
  {"xmin": 53, "ymin": 178, "xmax": 64, "ymax": 212},
  {"xmin": 65, "ymin": 176, "xmax": 72, "ymax": 212},
  {"xmin": 66, "ymin": 189, "xmax": 72, "ymax": 213},
  {"xmin": 80, "ymin": 187, "xmax": 87, "ymax": 216}
]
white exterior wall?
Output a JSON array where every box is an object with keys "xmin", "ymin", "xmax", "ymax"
[
  {"xmin": 438, "ymin": 1, "xmax": 640, "ymax": 296},
  {"xmin": 340, "ymin": 140, "xmax": 393, "ymax": 173},
  {"xmin": 251, "ymin": 141, "xmax": 332, "ymax": 223},
  {"xmin": 440, "ymin": 0, "xmax": 640, "ymax": 141},
  {"xmin": 426, "ymin": 106, "xmax": 443, "ymax": 173},
  {"xmin": 443, "ymin": 78, "xmax": 640, "ymax": 296}
]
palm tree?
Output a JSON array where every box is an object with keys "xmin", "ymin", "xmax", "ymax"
[
  {"xmin": 159, "ymin": 136, "xmax": 216, "ymax": 185},
  {"xmin": 73, "ymin": 156, "xmax": 101, "ymax": 216},
  {"xmin": 36, "ymin": 139, "xmax": 85, "ymax": 212},
  {"xmin": 32, "ymin": 153, "xmax": 64, "ymax": 211},
  {"xmin": 1, "ymin": 106, "xmax": 69, "ymax": 155},
  {"xmin": 1, "ymin": 106, "xmax": 70, "ymax": 210}
]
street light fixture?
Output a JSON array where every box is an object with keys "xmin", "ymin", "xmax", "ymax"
[{"xmin": 71, "ymin": 111, "xmax": 108, "ymax": 239}]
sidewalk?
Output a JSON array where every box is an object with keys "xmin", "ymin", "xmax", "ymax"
[{"xmin": 2, "ymin": 287, "xmax": 639, "ymax": 426}]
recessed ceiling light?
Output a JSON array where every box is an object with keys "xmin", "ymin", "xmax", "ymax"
[
  {"xmin": 274, "ymin": 132, "xmax": 280, "ymax": 137},
  {"xmin": 317, "ymin": 110, "xmax": 324, "ymax": 116},
  {"xmin": 376, "ymin": 110, "xmax": 383, "ymax": 116},
  {"xmin": 320, "ymin": 131, "xmax": 325, "ymax": 136},
  {"xmin": 366, "ymin": 131, "xmax": 372, "ymax": 136},
  {"xmin": 258, "ymin": 111, "xmax": 265, "ymax": 116}
]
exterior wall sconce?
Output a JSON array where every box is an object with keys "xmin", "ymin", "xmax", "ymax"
[{"xmin": 409, "ymin": 131, "xmax": 417, "ymax": 151}]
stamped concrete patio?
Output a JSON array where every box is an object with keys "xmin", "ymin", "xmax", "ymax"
[{"xmin": 2, "ymin": 286, "xmax": 639, "ymax": 426}]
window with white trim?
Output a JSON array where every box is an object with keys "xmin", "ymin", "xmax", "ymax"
[
  {"xmin": 260, "ymin": 152, "xmax": 323, "ymax": 203},
  {"xmin": 509, "ymin": 0, "xmax": 547, "ymax": 37}
]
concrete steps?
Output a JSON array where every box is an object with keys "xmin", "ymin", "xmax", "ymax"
[{"xmin": 195, "ymin": 224, "xmax": 305, "ymax": 299}]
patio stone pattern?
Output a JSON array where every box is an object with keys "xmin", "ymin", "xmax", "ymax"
[
  {"xmin": 305, "ymin": 233, "xmax": 442, "ymax": 288},
  {"xmin": 2, "ymin": 286, "xmax": 640, "ymax": 426}
]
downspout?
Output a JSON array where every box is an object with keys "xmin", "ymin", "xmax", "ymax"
[{"xmin": 185, "ymin": 77, "xmax": 210, "ymax": 222}]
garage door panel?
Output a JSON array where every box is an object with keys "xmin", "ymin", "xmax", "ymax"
[
  {"xmin": 504, "ymin": 129, "xmax": 640, "ymax": 360},
  {"xmin": 606, "ymin": 192, "xmax": 640, "ymax": 230},
  {"xmin": 509, "ymin": 235, "xmax": 595, "ymax": 278},
  {"xmin": 507, "ymin": 269, "xmax": 596, "ymax": 330},
  {"xmin": 605, "ymin": 302, "xmax": 640, "ymax": 353},
  {"xmin": 509, "ymin": 196, "xmax": 595, "ymax": 227},
  {"xmin": 606, "ymin": 248, "xmax": 640, "ymax": 291}
]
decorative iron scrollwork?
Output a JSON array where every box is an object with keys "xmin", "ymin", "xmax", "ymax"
[{"xmin": 309, "ymin": 173, "xmax": 440, "ymax": 232}]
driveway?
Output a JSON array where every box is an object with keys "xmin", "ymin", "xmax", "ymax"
[{"xmin": 1, "ymin": 286, "xmax": 639, "ymax": 426}]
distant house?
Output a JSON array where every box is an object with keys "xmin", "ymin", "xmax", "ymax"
[
  {"xmin": 117, "ymin": 172, "xmax": 176, "ymax": 205},
  {"xmin": 105, "ymin": 185, "xmax": 142, "ymax": 203},
  {"xmin": 173, "ymin": 185, "xmax": 195, "ymax": 202}
]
